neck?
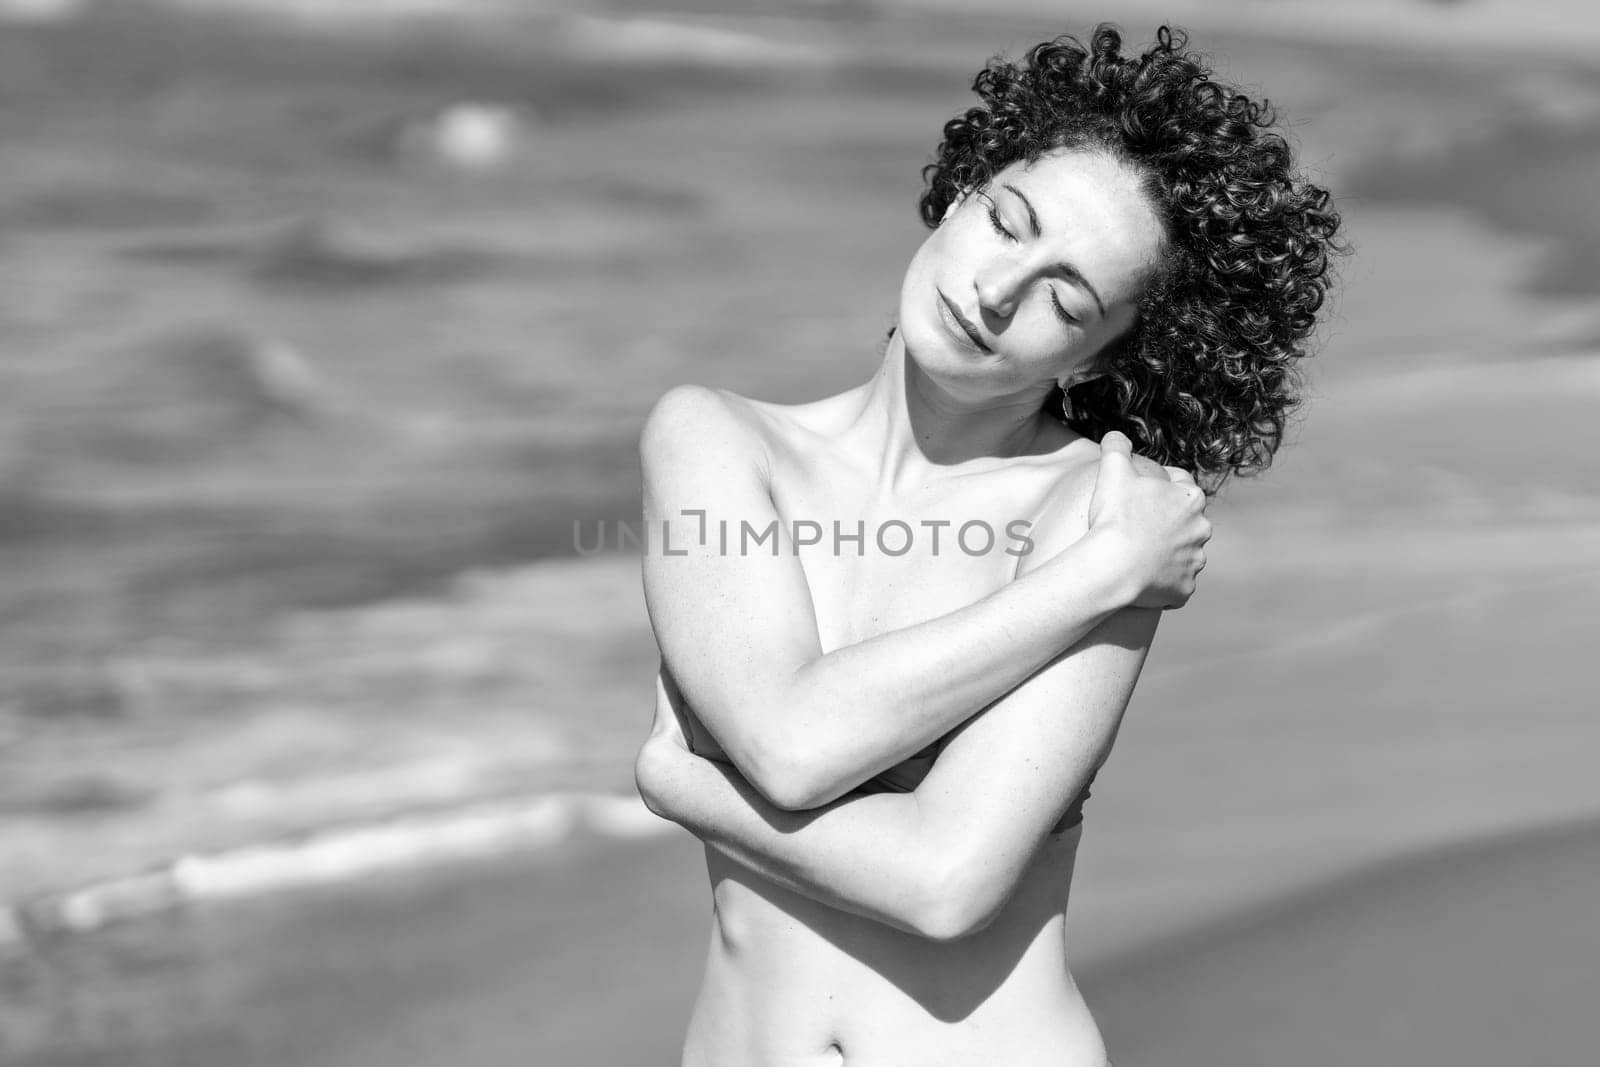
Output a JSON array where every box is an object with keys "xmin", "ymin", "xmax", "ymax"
[{"xmin": 845, "ymin": 331, "xmax": 1055, "ymax": 495}]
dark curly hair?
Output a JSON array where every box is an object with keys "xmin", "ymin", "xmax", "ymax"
[{"xmin": 920, "ymin": 25, "xmax": 1344, "ymax": 491}]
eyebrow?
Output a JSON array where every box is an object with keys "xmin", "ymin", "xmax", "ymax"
[{"xmin": 1002, "ymin": 182, "xmax": 1108, "ymax": 319}]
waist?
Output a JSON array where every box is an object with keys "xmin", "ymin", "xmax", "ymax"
[
  {"xmin": 694, "ymin": 830, "xmax": 1088, "ymax": 1061},
  {"xmin": 691, "ymin": 906, "xmax": 1102, "ymax": 1067},
  {"xmin": 687, "ymin": 982, "xmax": 1106, "ymax": 1067}
]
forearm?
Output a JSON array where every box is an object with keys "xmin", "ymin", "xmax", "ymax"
[
  {"xmin": 636, "ymin": 739, "xmax": 949, "ymax": 937},
  {"xmin": 641, "ymin": 604, "xmax": 1161, "ymax": 943},
  {"xmin": 761, "ymin": 527, "xmax": 1131, "ymax": 805}
]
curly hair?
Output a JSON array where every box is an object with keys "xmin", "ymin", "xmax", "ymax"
[{"xmin": 920, "ymin": 25, "xmax": 1344, "ymax": 491}]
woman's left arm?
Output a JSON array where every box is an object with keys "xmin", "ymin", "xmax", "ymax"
[
  {"xmin": 635, "ymin": 466, "xmax": 1161, "ymax": 941},
  {"xmin": 636, "ymin": 603, "xmax": 1155, "ymax": 942}
]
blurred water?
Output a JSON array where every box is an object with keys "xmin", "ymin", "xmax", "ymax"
[
  {"xmin": 4, "ymin": 2, "xmax": 1600, "ymax": 1064},
  {"xmin": 2, "ymin": 0, "xmax": 1600, "ymax": 1012}
]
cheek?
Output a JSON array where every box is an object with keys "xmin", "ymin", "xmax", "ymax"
[
  {"xmin": 902, "ymin": 231, "xmax": 940, "ymax": 285},
  {"xmin": 1085, "ymin": 306, "xmax": 1139, "ymax": 356},
  {"xmin": 1012, "ymin": 305, "xmax": 1078, "ymax": 356},
  {"xmin": 1016, "ymin": 319, "xmax": 1103, "ymax": 379},
  {"xmin": 899, "ymin": 230, "xmax": 955, "ymax": 311}
]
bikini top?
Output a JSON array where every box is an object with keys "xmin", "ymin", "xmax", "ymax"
[{"xmin": 686, "ymin": 718, "xmax": 1091, "ymax": 834}]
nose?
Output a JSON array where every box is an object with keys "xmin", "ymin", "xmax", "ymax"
[{"xmin": 974, "ymin": 253, "xmax": 1030, "ymax": 320}]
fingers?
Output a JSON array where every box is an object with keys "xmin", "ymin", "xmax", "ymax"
[
  {"xmin": 1165, "ymin": 467, "xmax": 1209, "ymax": 518},
  {"xmin": 1128, "ymin": 453, "xmax": 1168, "ymax": 480},
  {"xmin": 1163, "ymin": 568, "xmax": 1202, "ymax": 610},
  {"xmin": 1093, "ymin": 432, "xmax": 1135, "ymax": 490},
  {"xmin": 1108, "ymin": 435, "xmax": 1179, "ymax": 482},
  {"xmin": 1160, "ymin": 464, "xmax": 1207, "ymax": 513}
]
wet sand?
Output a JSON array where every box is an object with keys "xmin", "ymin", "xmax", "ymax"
[{"xmin": 1085, "ymin": 815, "xmax": 1600, "ymax": 1067}]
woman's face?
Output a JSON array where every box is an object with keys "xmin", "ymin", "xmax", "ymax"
[{"xmin": 898, "ymin": 147, "xmax": 1164, "ymax": 406}]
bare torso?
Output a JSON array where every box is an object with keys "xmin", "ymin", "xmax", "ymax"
[{"xmin": 681, "ymin": 387, "xmax": 1111, "ymax": 1067}]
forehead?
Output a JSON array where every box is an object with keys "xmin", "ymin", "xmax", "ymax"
[{"xmin": 993, "ymin": 148, "xmax": 1164, "ymax": 305}]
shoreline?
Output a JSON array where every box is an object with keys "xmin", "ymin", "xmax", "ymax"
[{"xmin": 7, "ymin": 808, "xmax": 1599, "ymax": 1064}]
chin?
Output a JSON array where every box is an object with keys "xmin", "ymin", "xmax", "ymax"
[
  {"xmin": 898, "ymin": 312, "xmax": 963, "ymax": 373},
  {"xmin": 903, "ymin": 326, "xmax": 1002, "ymax": 406}
]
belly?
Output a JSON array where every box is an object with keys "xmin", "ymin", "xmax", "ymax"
[{"xmin": 684, "ymin": 828, "xmax": 1106, "ymax": 1067}]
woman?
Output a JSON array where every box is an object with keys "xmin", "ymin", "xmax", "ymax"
[{"xmin": 634, "ymin": 25, "xmax": 1340, "ymax": 1067}]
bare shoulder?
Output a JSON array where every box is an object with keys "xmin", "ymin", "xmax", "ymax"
[
  {"xmin": 1032, "ymin": 429, "xmax": 1169, "ymax": 515},
  {"xmin": 642, "ymin": 383, "xmax": 867, "ymax": 481},
  {"xmin": 641, "ymin": 384, "xmax": 759, "ymax": 447},
  {"xmin": 1022, "ymin": 451, "xmax": 1100, "ymax": 569},
  {"xmin": 1017, "ymin": 431, "xmax": 1167, "ymax": 572},
  {"xmin": 639, "ymin": 384, "xmax": 773, "ymax": 479}
]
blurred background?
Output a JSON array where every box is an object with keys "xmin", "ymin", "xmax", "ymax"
[{"xmin": 1, "ymin": 0, "xmax": 1598, "ymax": 1063}]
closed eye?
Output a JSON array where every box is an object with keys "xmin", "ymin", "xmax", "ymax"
[
  {"xmin": 982, "ymin": 191, "xmax": 1078, "ymax": 328},
  {"xmin": 1050, "ymin": 291, "xmax": 1079, "ymax": 326},
  {"xmin": 982, "ymin": 194, "xmax": 1015, "ymax": 243}
]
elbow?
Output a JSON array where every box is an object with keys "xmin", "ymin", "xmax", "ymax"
[
  {"xmin": 908, "ymin": 856, "xmax": 1008, "ymax": 943},
  {"xmin": 739, "ymin": 731, "xmax": 837, "ymax": 812},
  {"xmin": 756, "ymin": 781, "xmax": 820, "ymax": 814},
  {"xmin": 632, "ymin": 741, "xmax": 674, "ymax": 821},
  {"xmin": 744, "ymin": 753, "xmax": 830, "ymax": 812},
  {"xmin": 912, "ymin": 897, "xmax": 1004, "ymax": 944}
]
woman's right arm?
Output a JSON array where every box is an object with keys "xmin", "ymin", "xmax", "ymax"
[{"xmin": 640, "ymin": 384, "xmax": 1206, "ymax": 811}]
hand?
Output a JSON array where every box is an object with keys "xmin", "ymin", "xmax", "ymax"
[{"xmin": 1086, "ymin": 431, "xmax": 1212, "ymax": 610}]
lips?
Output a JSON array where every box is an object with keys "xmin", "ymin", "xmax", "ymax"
[{"xmin": 938, "ymin": 290, "xmax": 991, "ymax": 354}]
